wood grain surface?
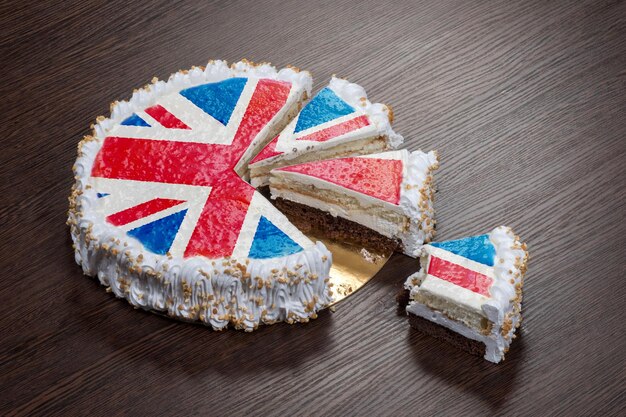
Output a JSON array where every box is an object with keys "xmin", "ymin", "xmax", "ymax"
[{"xmin": 2, "ymin": 0, "xmax": 625, "ymax": 415}]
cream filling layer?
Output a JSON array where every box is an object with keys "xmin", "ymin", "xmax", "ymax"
[
  {"xmin": 250, "ymin": 136, "xmax": 388, "ymax": 188},
  {"xmin": 406, "ymin": 302, "xmax": 506, "ymax": 363},
  {"xmin": 271, "ymin": 186, "xmax": 405, "ymax": 239},
  {"xmin": 270, "ymin": 170, "xmax": 409, "ymax": 240}
]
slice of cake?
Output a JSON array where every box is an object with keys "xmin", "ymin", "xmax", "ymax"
[
  {"xmin": 68, "ymin": 60, "xmax": 334, "ymax": 331},
  {"xmin": 269, "ymin": 149, "xmax": 439, "ymax": 257},
  {"xmin": 402, "ymin": 227, "xmax": 529, "ymax": 363},
  {"xmin": 249, "ymin": 76, "xmax": 403, "ymax": 188}
]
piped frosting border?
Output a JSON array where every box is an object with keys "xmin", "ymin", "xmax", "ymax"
[{"xmin": 398, "ymin": 149, "xmax": 439, "ymax": 256}]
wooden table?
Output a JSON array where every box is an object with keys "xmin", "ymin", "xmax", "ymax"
[{"xmin": 2, "ymin": 1, "xmax": 625, "ymax": 415}]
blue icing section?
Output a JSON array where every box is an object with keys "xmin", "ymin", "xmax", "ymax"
[
  {"xmin": 248, "ymin": 216, "xmax": 303, "ymax": 259},
  {"xmin": 430, "ymin": 234, "xmax": 496, "ymax": 267},
  {"xmin": 121, "ymin": 113, "xmax": 151, "ymax": 127},
  {"xmin": 96, "ymin": 193, "xmax": 109, "ymax": 198},
  {"xmin": 179, "ymin": 77, "xmax": 247, "ymax": 126},
  {"xmin": 127, "ymin": 209, "xmax": 187, "ymax": 255},
  {"xmin": 294, "ymin": 87, "xmax": 355, "ymax": 133}
]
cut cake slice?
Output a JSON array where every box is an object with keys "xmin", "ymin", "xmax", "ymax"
[
  {"xmin": 403, "ymin": 227, "xmax": 529, "ymax": 363},
  {"xmin": 249, "ymin": 76, "xmax": 403, "ymax": 188},
  {"xmin": 269, "ymin": 149, "xmax": 439, "ymax": 257}
]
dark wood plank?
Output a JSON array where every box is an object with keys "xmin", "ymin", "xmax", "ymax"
[{"xmin": 1, "ymin": 0, "xmax": 625, "ymax": 415}]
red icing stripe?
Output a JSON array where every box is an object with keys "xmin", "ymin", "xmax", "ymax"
[
  {"xmin": 184, "ymin": 173, "xmax": 254, "ymax": 258},
  {"xmin": 279, "ymin": 157, "xmax": 403, "ymax": 205},
  {"xmin": 296, "ymin": 114, "xmax": 370, "ymax": 142},
  {"xmin": 229, "ymin": 79, "xmax": 291, "ymax": 165},
  {"xmin": 91, "ymin": 137, "xmax": 232, "ymax": 186},
  {"xmin": 145, "ymin": 104, "xmax": 191, "ymax": 129},
  {"xmin": 250, "ymin": 135, "xmax": 282, "ymax": 164},
  {"xmin": 427, "ymin": 256, "xmax": 493, "ymax": 297},
  {"xmin": 106, "ymin": 198, "xmax": 185, "ymax": 226}
]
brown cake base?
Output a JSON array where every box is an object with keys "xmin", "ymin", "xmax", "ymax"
[
  {"xmin": 396, "ymin": 288, "xmax": 410, "ymax": 315},
  {"xmin": 274, "ymin": 197, "xmax": 401, "ymax": 254},
  {"xmin": 408, "ymin": 311, "xmax": 486, "ymax": 358}
]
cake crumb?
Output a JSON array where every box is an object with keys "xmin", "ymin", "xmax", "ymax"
[{"xmin": 360, "ymin": 248, "xmax": 382, "ymax": 263}]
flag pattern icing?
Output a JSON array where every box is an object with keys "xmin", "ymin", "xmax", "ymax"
[
  {"xmin": 426, "ymin": 235, "xmax": 497, "ymax": 297},
  {"xmin": 250, "ymin": 86, "xmax": 373, "ymax": 164},
  {"xmin": 90, "ymin": 77, "xmax": 309, "ymax": 259}
]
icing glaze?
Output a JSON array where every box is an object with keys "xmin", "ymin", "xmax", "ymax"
[
  {"xmin": 427, "ymin": 255, "xmax": 493, "ymax": 297},
  {"xmin": 294, "ymin": 87, "xmax": 356, "ymax": 132},
  {"xmin": 121, "ymin": 113, "xmax": 151, "ymax": 127},
  {"xmin": 248, "ymin": 216, "xmax": 303, "ymax": 258},
  {"xmin": 68, "ymin": 60, "xmax": 334, "ymax": 331},
  {"xmin": 179, "ymin": 77, "xmax": 248, "ymax": 125},
  {"xmin": 431, "ymin": 234, "xmax": 496, "ymax": 267},
  {"xmin": 144, "ymin": 104, "xmax": 191, "ymax": 129}
]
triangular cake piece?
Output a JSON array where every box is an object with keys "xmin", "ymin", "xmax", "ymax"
[
  {"xmin": 269, "ymin": 149, "xmax": 439, "ymax": 257},
  {"xmin": 249, "ymin": 77, "xmax": 403, "ymax": 188},
  {"xmin": 403, "ymin": 227, "xmax": 529, "ymax": 363}
]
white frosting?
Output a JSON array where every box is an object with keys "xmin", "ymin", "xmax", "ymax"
[
  {"xmin": 406, "ymin": 303, "xmax": 506, "ymax": 363},
  {"xmin": 328, "ymin": 77, "xmax": 403, "ymax": 148},
  {"xmin": 68, "ymin": 60, "xmax": 333, "ymax": 331},
  {"xmin": 483, "ymin": 226, "xmax": 527, "ymax": 325},
  {"xmin": 269, "ymin": 149, "xmax": 438, "ymax": 257},
  {"xmin": 404, "ymin": 226, "xmax": 528, "ymax": 363},
  {"xmin": 248, "ymin": 76, "xmax": 404, "ymax": 187},
  {"xmin": 396, "ymin": 149, "xmax": 439, "ymax": 256}
]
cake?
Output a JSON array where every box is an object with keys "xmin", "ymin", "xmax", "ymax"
[
  {"xmin": 248, "ymin": 77, "xmax": 403, "ymax": 188},
  {"xmin": 68, "ymin": 60, "xmax": 335, "ymax": 331},
  {"xmin": 401, "ymin": 227, "xmax": 529, "ymax": 363},
  {"xmin": 268, "ymin": 149, "xmax": 439, "ymax": 257}
]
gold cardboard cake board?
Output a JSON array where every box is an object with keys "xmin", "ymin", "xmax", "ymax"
[{"xmin": 303, "ymin": 232, "xmax": 393, "ymax": 305}]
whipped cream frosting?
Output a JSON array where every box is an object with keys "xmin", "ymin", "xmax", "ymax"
[
  {"xmin": 269, "ymin": 149, "xmax": 438, "ymax": 257},
  {"xmin": 68, "ymin": 60, "xmax": 334, "ymax": 331},
  {"xmin": 405, "ymin": 226, "xmax": 528, "ymax": 362},
  {"xmin": 394, "ymin": 149, "xmax": 439, "ymax": 256}
]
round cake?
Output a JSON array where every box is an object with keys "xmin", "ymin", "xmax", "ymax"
[{"xmin": 68, "ymin": 60, "xmax": 334, "ymax": 331}]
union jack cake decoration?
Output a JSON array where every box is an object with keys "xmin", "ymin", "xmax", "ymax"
[{"xmin": 69, "ymin": 61, "xmax": 334, "ymax": 331}]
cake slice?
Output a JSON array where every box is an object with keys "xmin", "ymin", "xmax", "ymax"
[
  {"xmin": 249, "ymin": 76, "xmax": 403, "ymax": 188},
  {"xmin": 402, "ymin": 227, "xmax": 529, "ymax": 363},
  {"xmin": 269, "ymin": 149, "xmax": 439, "ymax": 257}
]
